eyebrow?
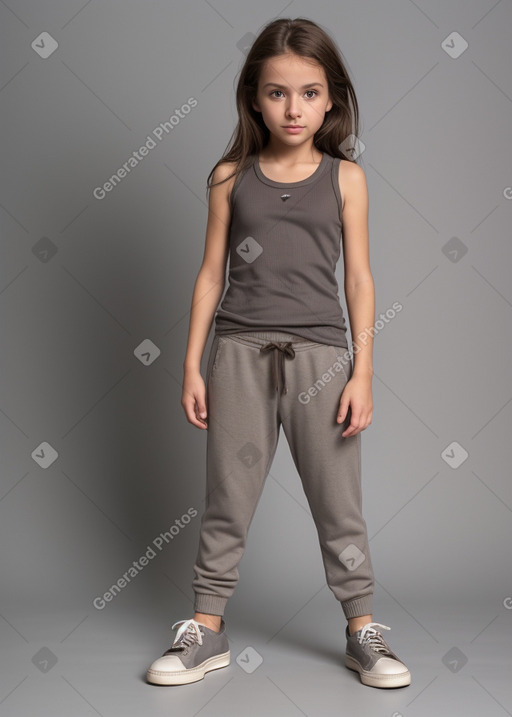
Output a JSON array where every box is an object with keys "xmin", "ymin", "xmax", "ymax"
[{"xmin": 262, "ymin": 82, "xmax": 324, "ymax": 89}]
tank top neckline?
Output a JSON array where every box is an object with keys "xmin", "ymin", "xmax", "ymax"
[{"xmin": 253, "ymin": 151, "xmax": 329, "ymax": 188}]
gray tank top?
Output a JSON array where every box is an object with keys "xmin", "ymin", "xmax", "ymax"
[{"xmin": 214, "ymin": 151, "xmax": 349, "ymax": 348}]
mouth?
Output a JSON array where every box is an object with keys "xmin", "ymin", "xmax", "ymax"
[{"xmin": 282, "ymin": 125, "xmax": 304, "ymax": 128}]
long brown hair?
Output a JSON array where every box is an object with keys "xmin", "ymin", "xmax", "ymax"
[{"xmin": 206, "ymin": 16, "xmax": 361, "ymax": 196}]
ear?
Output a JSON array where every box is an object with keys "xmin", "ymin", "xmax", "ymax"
[
  {"xmin": 326, "ymin": 97, "xmax": 333, "ymax": 112},
  {"xmin": 252, "ymin": 97, "xmax": 260, "ymax": 113}
]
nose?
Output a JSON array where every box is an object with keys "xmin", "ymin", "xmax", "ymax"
[{"xmin": 286, "ymin": 94, "xmax": 302, "ymax": 119}]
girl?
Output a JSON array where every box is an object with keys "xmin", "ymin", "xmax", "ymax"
[{"xmin": 147, "ymin": 17, "xmax": 411, "ymax": 689}]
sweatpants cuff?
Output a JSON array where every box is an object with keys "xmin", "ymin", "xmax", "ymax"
[
  {"xmin": 194, "ymin": 593, "xmax": 228, "ymax": 616},
  {"xmin": 341, "ymin": 593, "xmax": 373, "ymax": 619}
]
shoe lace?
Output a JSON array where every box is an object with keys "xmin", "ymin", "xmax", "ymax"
[
  {"xmin": 169, "ymin": 619, "xmax": 204, "ymax": 651},
  {"xmin": 357, "ymin": 622, "xmax": 392, "ymax": 654}
]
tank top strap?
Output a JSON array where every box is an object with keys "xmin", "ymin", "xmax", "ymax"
[
  {"xmin": 228, "ymin": 156, "xmax": 257, "ymax": 213},
  {"xmin": 330, "ymin": 155, "xmax": 343, "ymax": 214}
]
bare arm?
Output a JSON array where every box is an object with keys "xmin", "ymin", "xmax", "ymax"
[
  {"xmin": 336, "ymin": 160, "xmax": 375, "ymax": 436},
  {"xmin": 183, "ymin": 162, "xmax": 234, "ymax": 370},
  {"xmin": 340, "ymin": 160, "xmax": 375, "ymax": 379},
  {"xmin": 181, "ymin": 162, "xmax": 234, "ymax": 427}
]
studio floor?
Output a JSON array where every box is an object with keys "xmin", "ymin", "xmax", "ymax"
[{"xmin": 2, "ymin": 587, "xmax": 510, "ymax": 717}]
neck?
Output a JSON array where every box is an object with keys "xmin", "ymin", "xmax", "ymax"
[{"xmin": 260, "ymin": 139, "xmax": 322, "ymax": 166}]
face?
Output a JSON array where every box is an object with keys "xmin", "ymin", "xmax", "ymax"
[{"xmin": 252, "ymin": 53, "xmax": 333, "ymax": 147}]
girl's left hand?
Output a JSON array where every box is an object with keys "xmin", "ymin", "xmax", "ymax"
[{"xmin": 336, "ymin": 376, "xmax": 373, "ymax": 437}]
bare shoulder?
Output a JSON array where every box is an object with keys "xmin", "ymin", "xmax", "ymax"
[
  {"xmin": 203, "ymin": 161, "xmax": 239, "ymax": 278},
  {"xmin": 212, "ymin": 159, "xmax": 238, "ymax": 182},
  {"xmin": 337, "ymin": 159, "xmax": 368, "ymax": 210},
  {"xmin": 211, "ymin": 160, "xmax": 238, "ymax": 200}
]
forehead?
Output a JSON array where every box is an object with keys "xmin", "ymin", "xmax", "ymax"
[{"xmin": 259, "ymin": 53, "xmax": 326, "ymax": 85}]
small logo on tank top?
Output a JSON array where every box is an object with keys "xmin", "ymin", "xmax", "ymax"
[{"xmin": 280, "ymin": 194, "xmax": 291, "ymax": 201}]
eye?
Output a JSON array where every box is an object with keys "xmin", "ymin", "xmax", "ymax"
[{"xmin": 269, "ymin": 89, "xmax": 318, "ymax": 99}]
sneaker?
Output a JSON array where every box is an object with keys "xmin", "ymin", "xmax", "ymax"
[
  {"xmin": 345, "ymin": 622, "xmax": 411, "ymax": 688},
  {"xmin": 146, "ymin": 618, "xmax": 230, "ymax": 685}
]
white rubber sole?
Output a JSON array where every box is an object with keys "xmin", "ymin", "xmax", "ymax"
[
  {"xmin": 345, "ymin": 654, "xmax": 411, "ymax": 688},
  {"xmin": 146, "ymin": 651, "xmax": 231, "ymax": 686}
]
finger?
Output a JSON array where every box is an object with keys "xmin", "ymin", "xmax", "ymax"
[
  {"xmin": 194, "ymin": 401, "xmax": 208, "ymax": 429},
  {"xmin": 343, "ymin": 410, "xmax": 371, "ymax": 436},
  {"xmin": 196, "ymin": 396, "xmax": 207, "ymax": 420},
  {"xmin": 341, "ymin": 411, "xmax": 362, "ymax": 437},
  {"xmin": 337, "ymin": 399, "xmax": 349, "ymax": 422},
  {"xmin": 183, "ymin": 397, "xmax": 207, "ymax": 429}
]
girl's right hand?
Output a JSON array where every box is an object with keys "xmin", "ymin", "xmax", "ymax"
[{"xmin": 181, "ymin": 368, "xmax": 208, "ymax": 429}]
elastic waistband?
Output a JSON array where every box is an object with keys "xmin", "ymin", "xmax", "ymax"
[{"xmin": 217, "ymin": 330, "xmax": 322, "ymax": 351}]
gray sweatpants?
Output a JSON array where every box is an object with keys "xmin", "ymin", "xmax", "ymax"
[{"xmin": 192, "ymin": 330, "xmax": 374, "ymax": 620}]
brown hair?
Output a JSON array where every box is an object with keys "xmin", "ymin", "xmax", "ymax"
[{"xmin": 206, "ymin": 16, "xmax": 361, "ymax": 196}]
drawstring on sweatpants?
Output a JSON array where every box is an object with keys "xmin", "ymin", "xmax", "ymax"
[{"xmin": 260, "ymin": 341, "xmax": 296, "ymax": 395}]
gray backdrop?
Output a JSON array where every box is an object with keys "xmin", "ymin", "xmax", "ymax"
[{"xmin": 1, "ymin": 1, "xmax": 511, "ymax": 716}]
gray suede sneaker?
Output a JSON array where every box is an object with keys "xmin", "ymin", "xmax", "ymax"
[
  {"xmin": 146, "ymin": 618, "xmax": 230, "ymax": 685},
  {"xmin": 345, "ymin": 622, "xmax": 411, "ymax": 688}
]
